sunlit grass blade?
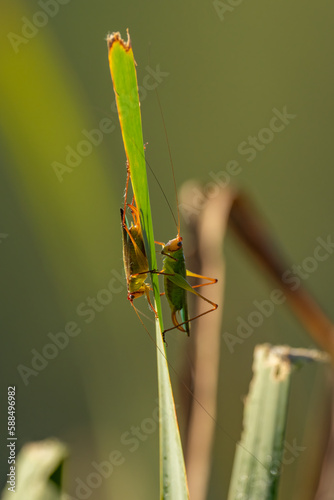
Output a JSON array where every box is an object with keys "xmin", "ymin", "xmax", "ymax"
[
  {"xmin": 107, "ymin": 30, "xmax": 189, "ymax": 498},
  {"xmin": 227, "ymin": 344, "xmax": 330, "ymax": 500},
  {"xmin": 1, "ymin": 439, "xmax": 67, "ymax": 500},
  {"xmin": 107, "ymin": 31, "xmax": 155, "ymax": 272}
]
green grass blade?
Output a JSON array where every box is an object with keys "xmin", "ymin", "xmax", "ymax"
[
  {"xmin": 107, "ymin": 31, "xmax": 189, "ymax": 499},
  {"xmin": 1, "ymin": 439, "xmax": 67, "ymax": 500},
  {"xmin": 227, "ymin": 344, "xmax": 329, "ymax": 500}
]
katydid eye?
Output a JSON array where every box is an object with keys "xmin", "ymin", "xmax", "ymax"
[{"xmin": 177, "ymin": 241, "xmax": 182, "ymax": 247}]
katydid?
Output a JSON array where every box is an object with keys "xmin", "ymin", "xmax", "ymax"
[
  {"xmin": 153, "ymin": 94, "xmax": 218, "ymax": 338},
  {"xmin": 160, "ymin": 236, "xmax": 218, "ymax": 337},
  {"xmin": 121, "ymin": 166, "xmax": 157, "ymax": 315}
]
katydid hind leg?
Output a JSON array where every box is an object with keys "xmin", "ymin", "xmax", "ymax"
[
  {"xmin": 186, "ymin": 269, "xmax": 218, "ymax": 287},
  {"xmin": 163, "ymin": 270, "xmax": 218, "ymax": 337},
  {"xmin": 163, "ymin": 300, "xmax": 218, "ymax": 336}
]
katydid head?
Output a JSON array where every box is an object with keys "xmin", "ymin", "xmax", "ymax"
[
  {"xmin": 162, "ymin": 235, "xmax": 183, "ymax": 254},
  {"xmin": 128, "ymin": 290, "xmax": 144, "ymax": 302}
]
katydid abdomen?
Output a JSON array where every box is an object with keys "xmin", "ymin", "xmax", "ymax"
[{"xmin": 163, "ymin": 245, "xmax": 190, "ymax": 335}]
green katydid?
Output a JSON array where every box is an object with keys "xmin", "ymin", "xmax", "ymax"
[
  {"xmin": 159, "ymin": 235, "xmax": 218, "ymax": 338},
  {"xmin": 153, "ymin": 95, "xmax": 218, "ymax": 339}
]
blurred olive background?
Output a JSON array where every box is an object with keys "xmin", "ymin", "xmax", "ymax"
[{"xmin": 1, "ymin": 1, "xmax": 334, "ymax": 498}]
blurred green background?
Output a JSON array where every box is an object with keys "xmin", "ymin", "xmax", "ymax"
[{"xmin": 1, "ymin": 1, "xmax": 333, "ymax": 498}]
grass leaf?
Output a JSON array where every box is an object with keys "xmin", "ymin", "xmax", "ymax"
[
  {"xmin": 1, "ymin": 439, "xmax": 67, "ymax": 500},
  {"xmin": 107, "ymin": 30, "xmax": 189, "ymax": 499},
  {"xmin": 227, "ymin": 344, "xmax": 329, "ymax": 500}
]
